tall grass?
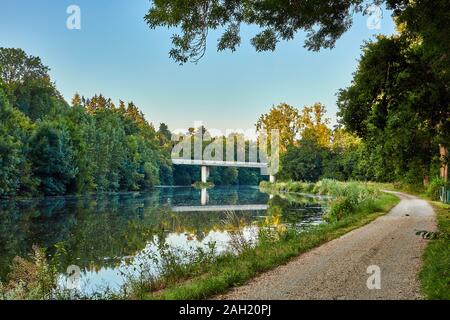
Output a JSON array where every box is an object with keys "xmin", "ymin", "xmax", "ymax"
[
  {"xmin": 262, "ymin": 179, "xmax": 381, "ymax": 222},
  {"xmin": 419, "ymin": 203, "xmax": 450, "ymax": 299}
]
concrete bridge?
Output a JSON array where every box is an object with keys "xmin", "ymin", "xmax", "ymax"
[{"xmin": 171, "ymin": 159, "xmax": 275, "ymax": 183}]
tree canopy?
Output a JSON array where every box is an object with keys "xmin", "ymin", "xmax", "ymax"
[
  {"xmin": 144, "ymin": 0, "xmax": 448, "ymax": 65},
  {"xmin": 146, "ymin": 0, "xmax": 382, "ymax": 63},
  {"xmin": 337, "ymin": 32, "xmax": 449, "ymax": 183}
]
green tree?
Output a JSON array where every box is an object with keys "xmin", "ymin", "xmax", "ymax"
[
  {"xmin": 146, "ymin": 0, "xmax": 380, "ymax": 63},
  {"xmin": 0, "ymin": 47, "xmax": 49, "ymax": 85},
  {"xmin": 158, "ymin": 123, "xmax": 172, "ymax": 142},
  {"xmin": 1, "ymin": 48, "xmax": 174, "ymax": 197},
  {"xmin": 0, "ymin": 47, "xmax": 64, "ymax": 120},
  {"xmin": 30, "ymin": 121, "xmax": 78, "ymax": 195},
  {"xmin": 280, "ymin": 138, "xmax": 328, "ymax": 182},
  {"xmin": 145, "ymin": 1, "xmax": 448, "ymax": 65},
  {"xmin": 0, "ymin": 88, "xmax": 35, "ymax": 196},
  {"xmin": 337, "ymin": 34, "xmax": 449, "ymax": 184}
]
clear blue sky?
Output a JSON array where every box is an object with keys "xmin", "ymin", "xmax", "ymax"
[{"xmin": 0, "ymin": 0, "xmax": 395, "ymax": 134}]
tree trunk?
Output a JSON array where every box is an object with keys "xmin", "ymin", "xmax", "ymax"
[{"xmin": 440, "ymin": 144, "xmax": 448, "ymax": 182}]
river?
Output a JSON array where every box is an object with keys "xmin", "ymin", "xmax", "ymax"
[{"xmin": 0, "ymin": 186, "xmax": 327, "ymax": 296}]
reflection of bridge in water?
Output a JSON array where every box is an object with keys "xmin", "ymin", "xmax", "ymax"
[
  {"xmin": 171, "ymin": 188, "xmax": 271, "ymax": 212},
  {"xmin": 171, "ymin": 204, "xmax": 269, "ymax": 212}
]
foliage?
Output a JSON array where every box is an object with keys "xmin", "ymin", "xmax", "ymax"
[
  {"xmin": 426, "ymin": 177, "xmax": 449, "ymax": 201},
  {"xmin": 0, "ymin": 48, "xmax": 180, "ymax": 196},
  {"xmin": 30, "ymin": 120, "xmax": 78, "ymax": 196},
  {"xmin": 121, "ymin": 239, "xmax": 217, "ymax": 299},
  {"xmin": 263, "ymin": 179, "xmax": 380, "ymax": 222},
  {"xmin": 419, "ymin": 204, "xmax": 450, "ymax": 299},
  {"xmin": 0, "ymin": 88, "xmax": 35, "ymax": 197},
  {"xmin": 0, "ymin": 47, "xmax": 64, "ymax": 121},
  {"xmin": 0, "ymin": 246, "xmax": 60, "ymax": 300},
  {"xmin": 256, "ymin": 103, "xmax": 299, "ymax": 153},
  {"xmin": 337, "ymin": 32, "xmax": 449, "ymax": 185},
  {"xmin": 298, "ymin": 103, "xmax": 331, "ymax": 148},
  {"xmin": 192, "ymin": 181, "xmax": 214, "ymax": 189},
  {"xmin": 278, "ymin": 126, "xmax": 362, "ymax": 182},
  {"xmin": 256, "ymin": 102, "xmax": 333, "ymax": 155},
  {"xmin": 145, "ymin": 0, "xmax": 384, "ymax": 64},
  {"xmin": 415, "ymin": 230, "xmax": 445, "ymax": 241},
  {"xmin": 149, "ymin": 192, "xmax": 398, "ymax": 299},
  {"xmin": 221, "ymin": 211, "xmax": 255, "ymax": 254},
  {"xmin": 145, "ymin": 1, "xmax": 449, "ymax": 66},
  {"xmin": 280, "ymin": 138, "xmax": 328, "ymax": 182}
]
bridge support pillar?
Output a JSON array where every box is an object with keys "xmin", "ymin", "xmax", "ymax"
[
  {"xmin": 201, "ymin": 166, "xmax": 210, "ymax": 183},
  {"xmin": 270, "ymin": 175, "xmax": 276, "ymax": 183}
]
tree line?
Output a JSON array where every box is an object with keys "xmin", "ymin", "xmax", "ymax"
[
  {"xmin": 147, "ymin": 0, "xmax": 449, "ymax": 187},
  {"xmin": 2, "ymin": 0, "xmax": 449, "ymax": 197},
  {"xmin": 257, "ymin": 28, "xmax": 449, "ymax": 185},
  {"xmin": 0, "ymin": 48, "xmax": 263, "ymax": 198}
]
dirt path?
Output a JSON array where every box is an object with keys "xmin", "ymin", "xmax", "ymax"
[{"xmin": 216, "ymin": 192, "xmax": 436, "ymax": 300}]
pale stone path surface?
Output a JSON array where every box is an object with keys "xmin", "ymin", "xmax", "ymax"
[{"xmin": 216, "ymin": 192, "xmax": 436, "ymax": 300}]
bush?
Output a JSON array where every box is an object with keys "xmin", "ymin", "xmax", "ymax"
[
  {"xmin": 266, "ymin": 179, "xmax": 380, "ymax": 222},
  {"xmin": 325, "ymin": 197, "xmax": 355, "ymax": 221},
  {"xmin": 0, "ymin": 246, "xmax": 59, "ymax": 300},
  {"xmin": 426, "ymin": 177, "xmax": 449, "ymax": 201}
]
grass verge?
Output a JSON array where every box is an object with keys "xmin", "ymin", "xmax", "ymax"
[
  {"xmin": 371, "ymin": 181, "xmax": 449, "ymax": 300},
  {"xmin": 147, "ymin": 192, "xmax": 399, "ymax": 300},
  {"xmin": 419, "ymin": 202, "xmax": 450, "ymax": 300}
]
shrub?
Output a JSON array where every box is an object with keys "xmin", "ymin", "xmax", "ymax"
[
  {"xmin": 267, "ymin": 179, "xmax": 380, "ymax": 222},
  {"xmin": 426, "ymin": 177, "xmax": 449, "ymax": 201},
  {"xmin": 0, "ymin": 246, "xmax": 59, "ymax": 300},
  {"xmin": 325, "ymin": 197, "xmax": 355, "ymax": 222}
]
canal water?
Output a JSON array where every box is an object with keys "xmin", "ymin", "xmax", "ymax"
[{"xmin": 0, "ymin": 186, "xmax": 327, "ymax": 296}]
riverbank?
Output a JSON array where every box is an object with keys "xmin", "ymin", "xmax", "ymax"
[
  {"xmin": 142, "ymin": 180, "xmax": 399, "ymax": 299},
  {"xmin": 0, "ymin": 181, "xmax": 400, "ymax": 300}
]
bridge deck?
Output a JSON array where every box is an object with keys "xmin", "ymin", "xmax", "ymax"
[{"xmin": 171, "ymin": 159, "xmax": 268, "ymax": 168}]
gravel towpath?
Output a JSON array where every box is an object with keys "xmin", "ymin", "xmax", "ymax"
[{"xmin": 216, "ymin": 192, "xmax": 436, "ymax": 300}]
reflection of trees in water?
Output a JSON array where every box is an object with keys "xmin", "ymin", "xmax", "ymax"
[
  {"xmin": 0, "ymin": 202, "xmax": 32, "ymax": 279},
  {"xmin": 0, "ymin": 199, "xmax": 78, "ymax": 279},
  {"xmin": 0, "ymin": 193, "xmax": 259, "ymax": 277},
  {"xmin": 267, "ymin": 194, "xmax": 325, "ymax": 228},
  {"xmin": 0, "ymin": 188, "xmax": 324, "ymax": 280}
]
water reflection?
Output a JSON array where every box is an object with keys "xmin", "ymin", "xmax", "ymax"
[
  {"xmin": 201, "ymin": 188, "xmax": 208, "ymax": 205},
  {"xmin": 0, "ymin": 186, "xmax": 326, "ymax": 294}
]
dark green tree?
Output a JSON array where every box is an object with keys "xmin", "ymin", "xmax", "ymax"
[
  {"xmin": 0, "ymin": 88, "xmax": 35, "ymax": 196},
  {"xmin": 0, "ymin": 47, "xmax": 65, "ymax": 120},
  {"xmin": 30, "ymin": 121, "xmax": 78, "ymax": 196},
  {"xmin": 145, "ymin": 1, "xmax": 448, "ymax": 65},
  {"xmin": 280, "ymin": 138, "xmax": 328, "ymax": 182},
  {"xmin": 337, "ymin": 34, "xmax": 449, "ymax": 184}
]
